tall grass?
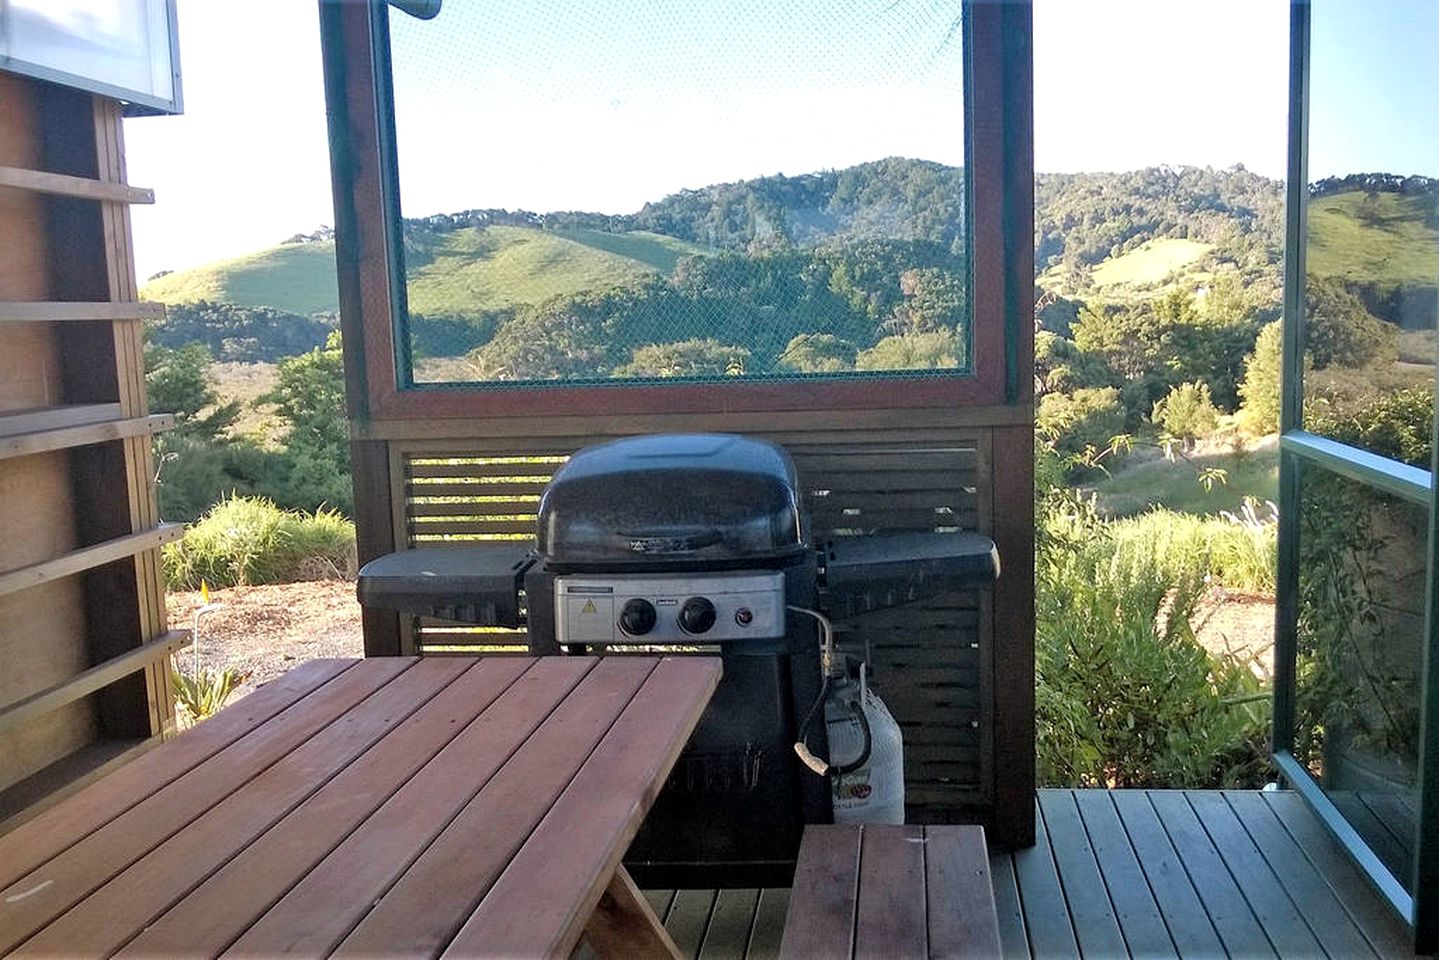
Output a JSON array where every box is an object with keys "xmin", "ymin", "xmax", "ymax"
[
  {"xmin": 163, "ymin": 495, "xmax": 356, "ymax": 589},
  {"xmin": 1107, "ymin": 502, "xmax": 1277, "ymax": 594}
]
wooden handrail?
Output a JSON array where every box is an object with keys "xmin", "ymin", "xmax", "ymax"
[
  {"xmin": 0, "ymin": 630, "xmax": 191, "ymax": 735},
  {"xmin": 0, "ymin": 524, "xmax": 184, "ymax": 599},
  {"xmin": 0, "ymin": 413, "xmax": 174, "ymax": 461},
  {"xmin": 0, "ymin": 166, "xmax": 154, "ymax": 204},
  {"xmin": 0, "ymin": 301, "xmax": 165, "ymax": 323},
  {"xmin": 0, "ymin": 404, "xmax": 124, "ymax": 439}
]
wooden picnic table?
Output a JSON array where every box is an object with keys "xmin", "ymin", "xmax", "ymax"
[{"xmin": 0, "ymin": 655, "xmax": 720, "ymax": 958}]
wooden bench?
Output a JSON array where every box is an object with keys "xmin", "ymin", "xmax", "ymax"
[{"xmin": 779, "ymin": 824, "xmax": 1002, "ymax": 959}]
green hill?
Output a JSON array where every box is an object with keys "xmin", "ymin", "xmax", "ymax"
[
  {"xmin": 143, "ymin": 242, "xmax": 341, "ymax": 317},
  {"xmin": 1307, "ymin": 190, "xmax": 1439, "ymax": 285},
  {"xmin": 403, "ymin": 226, "xmax": 706, "ymax": 316},
  {"xmin": 143, "ymin": 226, "xmax": 709, "ymax": 320}
]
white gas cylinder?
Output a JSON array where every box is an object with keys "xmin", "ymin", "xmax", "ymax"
[{"xmin": 825, "ymin": 671, "xmax": 905, "ymax": 825}]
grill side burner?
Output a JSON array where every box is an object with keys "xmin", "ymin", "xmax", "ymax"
[{"xmin": 358, "ymin": 433, "xmax": 998, "ymax": 886}]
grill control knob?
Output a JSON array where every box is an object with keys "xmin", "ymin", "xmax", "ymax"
[
  {"xmin": 618, "ymin": 598, "xmax": 657, "ymax": 636},
  {"xmin": 678, "ymin": 596, "xmax": 717, "ymax": 635}
]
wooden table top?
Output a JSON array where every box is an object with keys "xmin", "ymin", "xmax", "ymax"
[{"xmin": 0, "ymin": 655, "xmax": 720, "ymax": 958}]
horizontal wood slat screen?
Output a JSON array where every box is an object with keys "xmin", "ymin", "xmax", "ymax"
[{"xmin": 395, "ymin": 428, "xmax": 991, "ymax": 812}]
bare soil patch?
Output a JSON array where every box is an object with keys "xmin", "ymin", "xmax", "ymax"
[
  {"xmin": 166, "ymin": 580, "xmax": 363, "ymax": 704},
  {"xmin": 1192, "ymin": 587, "xmax": 1275, "ymax": 677}
]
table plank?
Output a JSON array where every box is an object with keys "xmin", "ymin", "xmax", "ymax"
[
  {"xmin": 778, "ymin": 824, "xmax": 862, "ymax": 959},
  {"xmin": 17, "ymin": 658, "xmax": 472, "ymax": 957},
  {"xmin": 855, "ymin": 825, "xmax": 928, "ymax": 960},
  {"xmin": 115, "ymin": 657, "xmax": 534, "ymax": 957},
  {"xmin": 222, "ymin": 656, "xmax": 604, "ymax": 957},
  {"xmin": 0, "ymin": 657, "xmax": 413, "ymax": 955},
  {"xmin": 925, "ymin": 826, "xmax": 1002, "ymax": 960},
  {"xmin": 0, "ymin": 658, "xmax": 353, "ymax": 889},
  {"xmin": 441, "ymin": 656, "xmax": 723, "ymax": 959}
]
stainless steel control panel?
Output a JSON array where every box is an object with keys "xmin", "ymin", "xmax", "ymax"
[{"xmin": 554, "ymin": 572, "xmax": 786, "ymax": 644}]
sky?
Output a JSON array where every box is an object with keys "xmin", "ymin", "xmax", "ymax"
[{"xmin": 125, "ymin": 0, "xmax": 1295, "ymax": 280}]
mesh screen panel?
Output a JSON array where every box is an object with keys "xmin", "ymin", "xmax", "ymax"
[{"xmin": 386, "ymin": 0, "xmax": 970, "ymax": 387}]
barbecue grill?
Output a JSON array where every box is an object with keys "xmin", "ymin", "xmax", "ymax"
[{"xmin": 358, "ymin": 433, "xmax": 998, "ymax": 886}]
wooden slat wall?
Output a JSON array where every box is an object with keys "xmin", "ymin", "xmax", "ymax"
[
  {"xmin": 0, "ymin": 72, "xmax": 98, "ymax": 795},
  {"xmin": 391, "ymin": 422, "xmax": 995, "ymax": 816},
  {"xmin": 0, "ymin": 73, "xmax": 176, "ymax": 819}
]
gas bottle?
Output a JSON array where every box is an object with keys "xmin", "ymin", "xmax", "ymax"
[{"xmin": 825, "ymin": 667, "xmax": 905, "ymax": 825}]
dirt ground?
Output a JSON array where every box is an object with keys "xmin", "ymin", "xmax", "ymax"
[
  {"xmin": 166, "ymin": 580, "xmax": 364, "ymax": 704},
  {"xmin": 1191, "ymin": 587, "xmax": 1275, "ymax": 677}
]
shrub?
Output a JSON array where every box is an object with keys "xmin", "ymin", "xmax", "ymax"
[
  {"xmin": 172, "ymin": 667, "xmax": 248, "ymax": 722},
  {"xmin": 1036, "ymin": 387, "xmax": 1127, "ymax": 463},
  {"xmin": 259, "ymin": 333, "xmax": 352, "ymax": 515},
  {"xmin": 1309, "ymin": 387, "xmax": 1433, "ymax": 468},
  {"xmin": 779, "ymin": 333, "xmax": 856, "ymax": 373},
  {"xmin": 163, "ymin": 495, "xmax": 356, "ymax": 589},
  {"xmin": 1152, "ymin": 381, "xmax": 1220, "ymax": 447},
  {"xmin": 1036, "ymin": 499, "xmax": 1270, "ymax": 788}
]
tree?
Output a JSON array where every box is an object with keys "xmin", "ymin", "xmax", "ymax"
[
  {"xmin": 855, "ymin": 329, "xmax": 963, "ymax": 371},
  {"xmin": 616, "ymin": 339, "xmax": 751, "ymax": 378},
  {"xmin": 144, "ymin": 341, "xmax": 238, "ymax": 441},
  {"xmin": 1152, "ymin": 382, "xmax": 1220, "ymax": 448},
  {"xmin": 779, "ymin": 333, "xmax": 856, "ymax": 373},
  {"xmin": 1304, "ymin": 276, "xmax": 1396, "ymax": 369},
  {"xmin": 259, "ymin": 332, "xmax": 352, "ymax": 513},
  {"xmin": 1036, "ymin": 387, "xmax": 1127, "ymax": 463},
  {"xmin": 1237, "ymin": 320, "xmax": 1282, "ymax": 434}
]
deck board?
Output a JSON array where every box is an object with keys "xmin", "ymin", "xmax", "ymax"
[
  {"xmin": 1224, "ymin": 791, "xmax": 1377, "ymax": 959},
  {"xmin": 1109, "ymin": 791, "xmax": 1225, "ymax": 958},
  {"xmin": 641, "ymin": 789, "xmax": 1415, "ymax": 960},
  {"xmin": 1072, "ymin": 790, "xmax": 1177, "ymax": 958},
  {"xmin": 1037, "ymin": 790, "xmax": 1128, "ymax": 958}
]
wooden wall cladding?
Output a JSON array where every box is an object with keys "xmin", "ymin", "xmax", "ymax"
[
  {"xmin": 0, "ymin": 73, "xmax": 180, "ymax": 823},
  {"xmin": 389, "ymin": 421, "xmax": 1001, "ymax": 820}
]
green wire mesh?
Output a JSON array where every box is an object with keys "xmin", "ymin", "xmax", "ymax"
[{"xmin": 387, "ymin": 0, "xmax": 970, "ymax": 388}]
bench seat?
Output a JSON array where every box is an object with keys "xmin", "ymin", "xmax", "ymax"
[{"xmin": 779, "ymin": 824, "xmax": 1001, "ymax": 959}]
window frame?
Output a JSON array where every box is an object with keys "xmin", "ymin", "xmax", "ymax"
[
  {"xmin": 1271, "ymin": 3, "xmax": 1439, "ymax": 950},
  {"xmin": 320, "ymin": 0, "xmax": 1030, "ymax": 423}
]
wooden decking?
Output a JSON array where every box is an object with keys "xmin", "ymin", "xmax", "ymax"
[{"xmin": 643, "ymin": 789, "xmax": 1415, "ymax": 959}]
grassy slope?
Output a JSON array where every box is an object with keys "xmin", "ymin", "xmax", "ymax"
[
  {"xmin": 1307, "ymin": 190, "xmax": 1439, "ymax": 284},
  {"xmin": 142, "ymin": 242, "xmax": 342, "ymax": 316},
  {"xmin": 403, "ymin": 226, "xmax": 679, "ymax": 315},
  {"xmin": 1090, "ymin": 238, "xmax": 1213, "ymax": 287},
  {"xmin": 1089, "ymin": 439, "xmax": 1279, "ymax": 518},
  {"xmin": 1037, "ymin": 237, "xmax": 1214, "ymax": 296},
  {"xmin": 143, "ymin": 226, "xmax": 709, "ymax": 318}
]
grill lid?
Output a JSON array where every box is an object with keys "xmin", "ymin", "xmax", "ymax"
[{"xmin": 537, "ymin": 434, "xmax": 804, "ymax": 570}]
